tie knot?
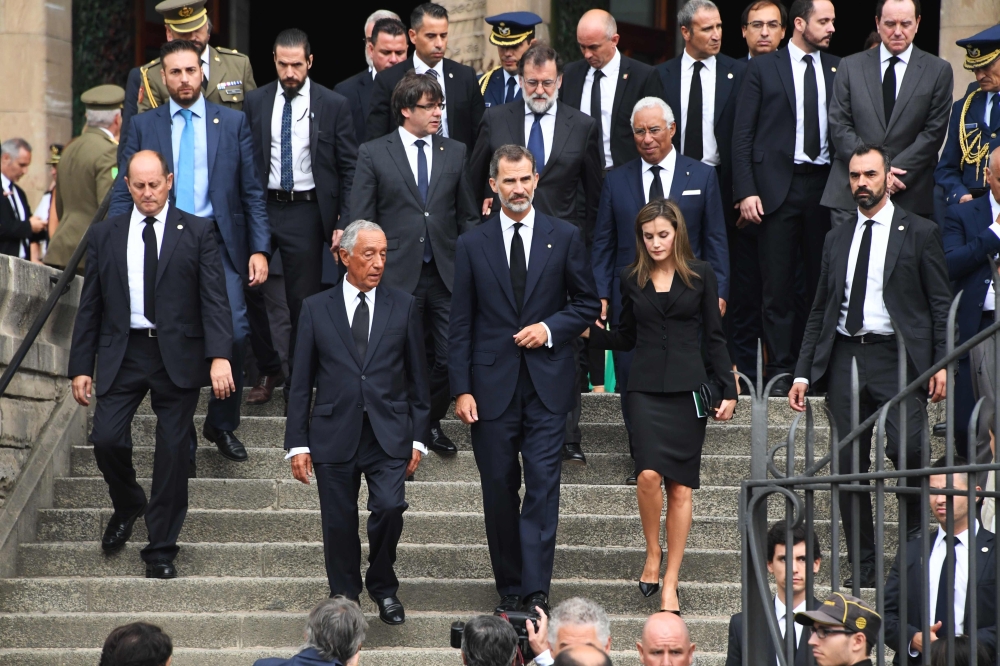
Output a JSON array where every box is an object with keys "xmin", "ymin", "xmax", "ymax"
[
  {"xmin": 179, "ymin": 108, "xmax": 193, "ymax": 121},
  {"xmin": 888, "ymin": 55, "xmax": 900, "ymax": 66},
  {"xmin": 425, "ymin": 69, "xmax": 438, "ymax": 79},
  {"xmin": 358, "ymin": 291, "xmax": 367, "ymax": 304},
  {"xmin": 282, "ymin": 90, "xmax": 295, "ymax": 101},
  {"xmin": 143, "ymin": 216, "xmax": 157, "ymax": 226},
  {"xmin": 415, "ymin": 139, "xmax": 426, "ymax": 149},
  {"xmin": 650, "ymin": 165, "xmax": 662, "ymax": 174},
  {"xmin": 804, "ymin": 54, "xmax": 815, "ymax": 68},
  {"xmin": 593, "ymin": 69, "xmax": 604, "ymax": 80},
  {"xmin": 693, "ymin": 61, "xmax": 704, "ymax": 72},
  {"xmin": 513, "ymin": 222, "xmax": 523, "ymax": 233}
]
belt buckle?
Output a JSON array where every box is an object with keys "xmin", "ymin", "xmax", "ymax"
[{"xmin": 148, "ymin": 329, "xmax": 158, "ymax": 338}]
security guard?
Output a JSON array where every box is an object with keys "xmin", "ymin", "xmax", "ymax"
[
  {"xmin": 936, "ymin": 24, "xmax": 1000, "ymax": 205},
  {"xmin": 478, "ymin": 12, "xmax": 542, "ymax": 108},
  {"xmin": 45, "ymin": 85, "xmax": 124, "ymax": 271}
]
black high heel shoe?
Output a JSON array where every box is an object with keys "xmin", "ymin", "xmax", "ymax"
[
  {"xmin": 638, "ymin": 548, "xmax": 663, "ymax": 598},
  {"xmin": 659, "ymin": 584, "xmax": 681, "ymax": 615}
]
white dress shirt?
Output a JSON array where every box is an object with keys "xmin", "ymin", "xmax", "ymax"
[
  {"xmin": 984, "ymin": 192, "xmax": 1000, "ymax": 312},
  {"xmin": 580, "ymin": 48, "xmax": 621, "ymax": 168},
  {"xmin": 879, "ymin": 43, "xmax": 912, "ymax": 99},
  {"xmin": 641, "ymin": 149, "xmax": 677, "ymax": 204},
  {"xmin": 499, "ymin": 207, "xmax": 553, "ymax": 347},
  {"xmin": 908, "ymin": 524, "xmax": 976, "ymax": 655},
  {"xmin": 523, "ymin": 100, "xmax": 557, "ymax": 164},
  {"xmin": 268, "ymin": 77, "xmax": 315, "ymax": 191},
  {"xmin": 2, "ymin": 174, "xmax": 27, "ymax": 259},
  {"xmin": 775, "ymin": 596, "xmax": 806, "ymax": 665},
  {"xmin": 398, "ymin": 125, "xmax": 433, "ymax": 189},
  {"xmin": 787, "ymin": 40, "xmax": 829, "ymax": 165},
  {"xmin": 34, "ymin": 192, "xmax": 51, "ymax": 223},
  {"xmin": 412, "ymin": 54, "xmax": 449, "ymax": 138},
  {"xmin": 286, "ymin": 279, "xmax": 427, "ymax": 459},
  {"xmin": 679, "ymin": 50, "xmax": 719, "ymax": 166},
  {"xmin": 126, "ymin": 204, "xmax": 167, "ymax": 329}
]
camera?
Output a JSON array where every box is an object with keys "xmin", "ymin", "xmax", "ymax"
[{"xmin": 451, "ymin": 610, "xmax": 541, "ymax": 664}]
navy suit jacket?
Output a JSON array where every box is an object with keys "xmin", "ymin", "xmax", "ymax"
[
  {"xmin": 936, "ymin": 87, "xmax": 1000, "ymax": 205},
  {"xmin": 591, "ymin": 153, "xmax": 730, "ymax": 304},
  {"xmin": 334, "ymin": 68, "xmax": 374, "ymax": 147},
  {"xmin": 254, "ymin": 648, "xmax": 342, "ymax": 666},
  {"xmin": 448, "ymin": 212, "xmax": 600, "ymax": 421},
  {"xmin": 118, "ymin": 66, "xmax": 142, "ymax": 164},
  {"xmin": 482, "ymin": 67, "xmax": 522, "ymax": 108},
  {"xmin": 942, "ymin": 194, "xmax": 1000, "ymax": 345},
  {"xmin": 110, "ymin": 100, "xmax": 271, "ymax": 278},
  {"xmin": 284, "ymin": 281, "xmax": 430, "ymax": 463}
]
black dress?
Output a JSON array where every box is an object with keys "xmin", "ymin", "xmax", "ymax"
[{"xmin": 589, "ymin": 262, "xmax": 735, "ymax": 489}]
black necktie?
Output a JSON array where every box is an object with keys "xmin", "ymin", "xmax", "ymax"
[
  {"xmin": 591, "ymin": 70, "xmax": 605, "ymax": 160},
  {"xmin": 883, "ymin": 55, "xmax": 900, "ymax": 124},
  {"xmin": 510, "ymin": 222, "xmax": 527, "ymax": 312},
  {"xmin": 142, "ymin": 216, "xmax": 158, "ymax": 324},
  {"xmin": 505, "ymin": 76, "xmax": 517, "ymax": 104},
  {"xmin": 685, "ymin": 61, "xmax": 704, "ymax": 161},
  {"xmin": 934, "ymin": 539, "xmax": 957, "ymax": 632},
  {"xmin": 845, "ymin": 220, "xmax": 874, "ymax": 336},
  {"xmin": 648, "ymin": 165, "xmax": 664, "ymax": 202},
  {"xmin": 803, "ymin": 55, "xmax": 821, "ymax": 161},
  {"xmin": 352, "ymin": 292, "xmax": 369, "ymax": 361}
]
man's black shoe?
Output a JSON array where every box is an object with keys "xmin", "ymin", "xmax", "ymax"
[
  {"xmin": 768, "ymin": 377, "xmax": 792, "ymax": 398},
  {"xmin": 495, "ymin": 594, "xmax": 521, "ymax": 613},
  {"xmin": 522, "ymin": 592, "xmax": 549, "ymax": 615},
  {"xmin": 428, "ymin": 423, "xmax": 458, "ymax": 454},
  {"xmin": 369, "ymin": 593, "xmax": 405, "ymax": 625},
  {"xmin": 203, "ymin": 422, "xmax": 248, "ymax": 462},
  {"xmin": 101, "ymin": 502, "xmax": 147, "ymax": 553},
  {"xmin": 563, "ymin": 443, "xmax": 586, "ymax": 465},
  {"xmin": 625, "ymin": 470, "xmax": 638, "ymax": 485},
  {"xmin": 145, "ymin": 560, "xmax": 177, "ymax": 579},
  {"xmin": 844, "ymin": 565, "xmax": 877, "ymax": 589}
]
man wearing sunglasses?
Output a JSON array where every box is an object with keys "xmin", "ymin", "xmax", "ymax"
[{"xmin": 795, "ymin": 592, "xmax": 882, "ymax": 666}]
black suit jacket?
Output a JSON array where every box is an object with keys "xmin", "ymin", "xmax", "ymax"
[
  {"xmin": 284, "ymin": 281, "xmax": 431, "ymax": 463},
  {"xmin": 468, "ymin": 101, "xmax": 603, "ymax": 243},
  {"xmin": 726, "ymin": 596, "xmax": 822, "ymax": 666},
  {"xmin": 589, "ymin": 262, "xmax": 735, "ymax": 399},
  {"xmin": 0, "ymin": 182, "xmax": 32, "ymax": 257},
  {"xmin": 366, "ymin": 56, "xmax": 486, "ymax": 154},
  {"xmin": 334, "ymin": 68, "xmax": 375, "ymax": 147},
  {"xmin": 655, "ymin": 53, "xmax": 746, "ymax": 204},
  {"xmin": 884, "ymin": 529, "xmax": 997, "ymax": 665},
  {"xmin": 793, "ymin": 205, "xmax": 952, "ymax": 386},
  {"xmin": 243, "ymin": 79, "xmax": 358, "ymax": 242},
  {"xmin": 732, "ymin": 47, "xmax": 840, "ymax": 214},
  {"xmin": 119, "ymin": 66, "xmax": 142, "ymax": 164},
  {"xmin": 67, "ymin": 206, "xmax": 233, "ymax": 394},
  {"xmin": 559, "ymin": 54, "xmax": 665, "ymax": 168}
]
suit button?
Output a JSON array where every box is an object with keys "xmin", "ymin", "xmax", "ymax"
[
  {"xmin": 515, "ymin": 352, "xmax": 521, "ymax": 358},
  {"xmin": 419, "ymin": 237, "xmax": 424, "ymax": 242},
  {"xmin": 424, "ymin": 212, "xmax": 430, "ymax": 217},
  {"xmin": 357, "ymin": 403, "xmax": 363, "ymax": 408},
  {"xmin": 661, "ymin": 325, "xmax": 665, "ymax": 330},
  {"xmin": 661, "ymin": 345, "xmax": 666, "ymax": 350},
  {"xmin": 361, "ymin": 375, "xmax": 366, "ymax": 380},
  {"xmin": 662, "ymin": 335, "xmax": 667, "ymax": 340}
]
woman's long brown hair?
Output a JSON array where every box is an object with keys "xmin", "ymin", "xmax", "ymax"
[{"xmin": 627, "ymin": 198, "xmax": 700, "ymax": 289}]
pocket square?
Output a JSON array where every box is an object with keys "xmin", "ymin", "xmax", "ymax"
[{"xmin": 682, "ymin": 189, "xmax": 701, "ymax": 195}]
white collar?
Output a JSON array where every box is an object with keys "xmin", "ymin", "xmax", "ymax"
[
  {"xmin": 169, "ymin": 94, "xmax": 206, "ymax": 118},
  {"xmin": 500, "ymin": 206, "xmax": 536, "ymax": 231},
  {"xmin": 787, "ymin": 40, "xmax": 819, "ymax": 63},
  {"xmin": 413, "ymin": 53, "xmax": 443, "ymax": 76},
  {"xmin": 681, "ymin": 49, "xmax": 716, "ymax": 71},
  {"xmin": 774, "ymin": 595, "xmax": 807, "ymax": 620},
  {"xmin": 641, "ymin": 148, "xmax": 677, "ymax": 173},
  {"xmin": 935, "ymin": 521, "xmax": 977, "ymax": 548},
  {"xmin": 523, "ymin": 100, "xmax": 557, "ymax": 117},
  {"xmin": 343, "ymin": 278, "xmax": 375, "ymax": 305},
  {"xmin": 591, "ymin": 48, "xmax": 621, "ymax": 76},
  {"xmin": 880, "ymin": 42, "xmax": 913, "ymax": 65},
  {"xmin": 857, "ymin": 199, "xmax": 895, "ymax": 227},
  {"xmin": 397, "ymin": 124, "xmax": 432, "ymax": 146},
  {"xmin": 275, "ymin": 77, "xmax": 311, "ymax": 100},
  {"xmin": 1, "ymin": 173, "xmax": 14, "ymax": 192},
  {"xmin": 130, "ymin": 202, "xmax": 170, "ymax": 225}
]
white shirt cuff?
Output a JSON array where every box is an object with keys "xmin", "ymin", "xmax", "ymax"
[
  {"xmin": 534, "ymin": 650, "xmax": 554, "ymax": 666},
  {"xmin": 909, "ymin": 638, "xmax": 919, "ymax": 658},
  {"xmin": 793, "ymin": 377, "xmax": 810, "ymax": 387},
  {"xmin": 990, "ymin": 222, "xmax": 1000, "ymax": 240},
  {"xmin": 541, "ymin": 322, "xmax": 554, "ymax": 348},
  {"xmin": 285, "ymin": 447, "xmax": 310, "ymax": 460},
  {"xmin": 413, "ymin": 441, "xmax": 428, "ymax": 455}
]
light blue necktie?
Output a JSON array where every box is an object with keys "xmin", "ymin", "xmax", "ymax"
[
  {"xmin": 280, "ymin": 92, "xmax": 294, "ymax": 191},
  {"xmin": 176, "ymin": 108, "xmax": 195, "ymax": 213},
  {"xmin": 527, "ymin": 113, "xmax": 546, "ymax": 173}
]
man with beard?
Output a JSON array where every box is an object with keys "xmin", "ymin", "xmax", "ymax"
[
  {"xmin": 789, "ymin": 143, "xmax": 952, "ymax": 589},
  {"xmin": 241, "ymin": 29, "xmax": 358, "ymax": 404}
]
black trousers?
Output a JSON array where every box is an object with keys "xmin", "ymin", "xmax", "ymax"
[
  {"xmin": 826, "ymin": 337, "xmax": 926, "ymax": 568},
  {"xmin": 759, "ymin": 170, "xmax": 831, "ymax": 377},
  {"xmin": 244, "ymin": 276, "xmax": 285, "ymax": 378},
  {"xmin": 90, "ymin": 331, "xmax": 199, "ymax": 563},
  {"xmin": 313, "ymin": 414, "xmax": 408, "ymax": 599},
  {"xmin": 414, "ymin": 260, "xmax": 451, "ymax": 428},
  {"xmin": 564, "ymin": 338, "xmax": 605, "ymax": 446},
  {"xmin": 727, "ymin": 223, "xmax": 764, "ymax": 384}
]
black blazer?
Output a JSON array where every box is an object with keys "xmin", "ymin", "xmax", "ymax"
[
  {"xmin": 468, "ymin": 101, "xmax": 604, "ymax": 244},
  {"xmin": 793, "ymin": 205, "xmax": 953, "ymax": 387},
  {"xmin": 559, "ymin": 54, "xmax": 665, "ymax": 168},
  {"xmin": 732, "ymin": 47, "xmax": 840, "ymax": 214},
  {"xmin": 284, "ymin": 281, "xmax": 431, "ymax": 463},
  {"xmin": 334, "ymin": 68, "xmax": 374, "ymax": 147},
  {"xmin": 884, "ymin": 529, "xmax": 997, "ymax": 665},
  {"xmin": 726, "ymin": 596, "xmax": 822, "ymax": 666},
  {"xmin": 67, "ymin": 206, "xmax": 233, "ymax": 394},
  {"xmin": 655, "ymin": 53, "xmax": 746, "ymax": 204},
  {"xmin": 0, "ymin": 182, "xmax": 32, "ymax": 257},
  {"xmin": 366, "ymin": 56, "xmax": 486, "ymax": 154},
  {"xmin": 243, "ymin": 79, "xmax": 358, "ymax": 243},
  {"xmin": 589, "ymin": 262, "xmax": 736, "ymax": 399}
]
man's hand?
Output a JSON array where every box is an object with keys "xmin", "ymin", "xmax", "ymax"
[
  {"xmin": 719, "ymin": 298, "xmax": 727, "ymax": 317},
  {"xmin": 514, "ymin": 323, "xmax": 549, "ymax": 349},
  {"xmin": 248, "ymin": 252, "xmax": 269, "ymax": 287},
  {"xmin": 959, "ymin": 194, "xmax": 974, "ymax": 204},
  {"xmin": 887, "ymin": 167, "xmax": 908, "ymax": 195},
  {"xmin": 330, "ymin": 229, "xmax": 345, "ymax": 264},
  {"xmin": 290, "ymin": 452, "xmax": 313, "ymax": 485},
  {"xmin": 911, "ymin": 622, "xmax": 941, "ymax": 654},
  {"xmin": 525, "ymin": 605, "xmax": 550, "ymax": 656},
  {"xmin": 455, "ymin": 393, "xmax": 479, "ymax": 424},
  {"xmin": 407, "ymin": 449, "xmax": 423, "ymax": 477},
  {"xmin": 789, "ymin": 381, "xmax": 808, "ymax": 412},
  {"xmin": 481, "ymin": 198, "xmax": 493, "ymax": 216},
  {"xmin": 72, "ymin": 375, "xmax": 93, "ymax": 407},
  {"xmin": 29, "ymin": 215, "xmax": 47, "ymax": 234},
  {"xmin": 599, "ymin": 298, "xmax": 609, "ymax": 326},
  {"xmin": 714, "ymin": 398, "xmax": 737, "ymax": 421},
  {"xmin": 737, "ymin": 196, "xmax": 764, "ymax": 227},
  {"xmin": 210, "ymin": 358, "xmax": 236, "ymax": 399},
  {"xmin": 928, "ymin": 368, "xmax": 947, "ymax": 403}
]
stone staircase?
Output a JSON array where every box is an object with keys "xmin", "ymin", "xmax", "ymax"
[{"xmin": 0, "ymin": 392, "xmax": 882, "ymax": 665}]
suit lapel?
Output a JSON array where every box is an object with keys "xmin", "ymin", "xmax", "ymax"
[
  {"xmin": 155, "ymin": 107, "xmax": 175, "ymax": 175},
  {"xmin": 309, "ymin": 81, "xmax": 321, "ymax": 164},
  {"xmin": 359, "ymin": 73, "xmax": 372, "ymax": 117},
  {"xmin": 887, "ymin": 50, "xmax": 923, "ymax": 133},
  {"xmin": 640, "ymin": 278, "xmax": 666, "ymax": 315},
  {"xmin": 385, "ymin": 133, "xmax": 425, "ymax": 204},
  {"xmin": 610, "ymin": 57, "xmax": 630, "ymax": 130},
  {"xmin": 327, "ymin": 284, "xmax": 363, "ymax": 368},
  {"xmin": 112, "ymin": 215, "xmax": 130, "ymax": 295},
  {"xmin": 976, "ymin": 528, "xmax": 993, "ymax": 583},
  {"xmin": 363, "ymin": 288, "xmax": 393, "ymax": 370},
  {"xmin": 661, "ymin": 273, "xmax": 687, "ymax": 315},
  {"xmin": 543, "ymin": 105, "xmax": 573, "ymax": 177},
  {"xmin": 628, "ymin": 160, "xmax": 645, "ymax": 210},
  {"xmin": 821, "ymin": 52, "xmax": 837, "ymax": 105},
  {"xmin": 523, "ymin": 214, "xmax": 554, "ymax": 305},
  {"xmin": 833, "ymin": 222, "xmax": 855, "ymax": 302},
  {"xmin": 883, "ymin": 206, "xmax": 908, "ymax": 284},
  {"xmin": 776, "ymin": 49, "xmax": 797, "ymax": 119},
  {"xmin": 425, "ymin": 134, "xmax": 448, "ymax": 203},
  {"xmin": 663, "ymin": 59, "xmax": 682, "ymax": 151},
  {"xmin": 481, "ymin": 219, "xmax": 518, "ymax": 312},
  {"xmin": 155, "ymin": 207, "xmax": 184, "ymax": 287},
  {"xmin": 714, "ymin": 57, "xmax": 733, "ymax": 126},
  {"xmin": 505, "ymin": 101, "xmax": 526, "ymax": 146},
  {"xmin": 862, "ymin": 48, "xmax": 887, "ymax": 130},
  {"xmin": 260, "ymin": 82, "xmax": 277, "ymax": 170},
  {"xmin": 443, "ymin": 60, "xmax": 457, "ymax": 137},
  {"xmin": 562, "ymin": 65, "xmax": 585, "ymax": 109},
  {"xmin": 668, "ymin": 156, "xmax": 693, "ymax": 200},
  {"xmin": 206, "ymin": 103, "xmax": 220, "ymax": 180}
]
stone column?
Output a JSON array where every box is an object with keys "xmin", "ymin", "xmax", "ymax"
[
  {"xmin": 440, "ymin": 0, "xmax": 488, "ymax": 72},
  {"xmin": 940, "ymin": 0, "xmax": 1000, "ymax": 100},
  {"xmin": 0, "ymin": 0, "xmax": 73, "ymax": 207}
]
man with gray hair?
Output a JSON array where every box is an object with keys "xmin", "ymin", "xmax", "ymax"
[
  {"xmin": 526, "ymin": 597, "xmax": 612, "ymax": 666},
  {"xmin": 461, "ymin": 615, "xmax": 519, "ymax": 666},
  {"xmin": 254, "ymin": 597, "xmax": 368, "ymax": 666},
  {"xmin": 0, "ymin": 137, "xmax": 44, "ymax": 259}
]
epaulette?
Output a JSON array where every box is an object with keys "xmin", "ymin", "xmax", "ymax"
[
  {"xmin": 216, "ymin": 47, "xmax": 248, "ymax": 58},
  {"xmin": 479, "ymin": 65, "xmax": 501, "ymax": 96}
]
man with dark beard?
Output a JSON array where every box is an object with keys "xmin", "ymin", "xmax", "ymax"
[{"xmin": 789, "ymin": 143, "xmax": 952, "ymax": 589}]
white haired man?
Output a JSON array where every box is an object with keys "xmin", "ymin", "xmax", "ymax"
[{"xmin": 526, "ymin": 597, "xmax": 612, "ymax": 666}]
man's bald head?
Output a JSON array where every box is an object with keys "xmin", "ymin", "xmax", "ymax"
[
  {"xmin": 553, "ymin": 645, "xmax": 613, "ymax": 666},
  {"xmin": 577, "ymin": 9, "xmax": 619, "ymax": 70},
  {"xmin": 637, "ymin": 612, "xmax": 695, "ymax": 666},
  {"xmin": 126, "ymin": 150, "xmax": 170, "ymax": 180},
  {"xmin": 125, "ymin": 150, "xmax": 173, "ymax": 216}
]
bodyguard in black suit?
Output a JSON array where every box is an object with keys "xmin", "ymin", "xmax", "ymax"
[
  {"xmin": 285, "ymin": 220, "xmax": 430, "ymax": 625},
  {"xmin": 790, "ymin": 144, "xmax": 952, "ymax": 587},
  {"xmin": 68, "ymin": 151, "xmax": 234, "ymax": 579},
  {"xmin": 559, "ymin": 9, "xmax": 665, "ymax": 169},
  {"xmin": 366, "ymin": 3, "xmax": 485, "ymax": 155},
  {"xmin": 0, "ymin": 138, "xmax": 44, "ymax": 258}
]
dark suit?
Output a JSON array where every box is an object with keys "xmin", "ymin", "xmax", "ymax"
[
  {"xmin": 481, "ymin": 67, "xmax": 521, "ymax": 108},
  {"xmin": 335, "ymin": 68, "xmax": 375, "ymax": 146},
  {"xmin": 726, "ymin": 596, "xmax": 821, "ymax": 666},
  {"xmin": 0, "ymin": 180, "xmax": 32, "ymax": 258},
  {"xmin": 254, "ymin": 649, "xmax": 342, "ymax": 666},
  {"xmin": 119, "ymin": 66, "xmax": 142, "ymax": 164},
  {"xmin": 366, "ymin": 56, "xmax": 486, "ymax": 154},
  {"xmin": 794, "ymin": 204, "xmax": 952, "ymax": 568},
  {"xmin": 560, "ymin": 53, "xmax": 665, "ymax": 168},
  {"xmin": 68, "ymin": 206, "xmax": 233, "ymax": 563},
  {"xmin": 449, "ymin": 211, "xmax": 599, "ymax": 597},
  {"xmin": 884, "ymin": 529, "xmax": 997, "ymax": 665},
  {"xmin": 937, "ymin": 88, "xmax": 1000, "ymax": 205}
]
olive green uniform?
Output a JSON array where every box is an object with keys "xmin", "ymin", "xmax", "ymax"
[{"xmin": 137, "ymin": 44, "xmax": 255, "ymax": 113}]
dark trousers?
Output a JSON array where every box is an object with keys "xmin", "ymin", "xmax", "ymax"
[
  {"xmin": 610, "ymin": 273, "xmax": 636, "ymax": 457},
  {"xmin": 471, "ymin": 361, "xmax": 565, "ymax": 597},
  {"xmin": 206, "ymin": 228, "xmax": 250, "ymax": 432},
  {"xmin": 244, "ymin": 275, "xmax": 286, "ymax": 378},
  {"xmin": 313, "ymin": 414, "xmax": 408, "ymax": 599},
  {"xmin": 564, "ymin": 338, "xmax": 606, "ymax": 446},
  {"xmin": 727, "ymin": 223, "xmax": 764, "ymax": 384},
  {"xmin": 91, "ymin": 331, "xmax": 199, "ymax": 563},
  {"xmin": 759, "ymin": 170, "xmax": 831, "ymax": 376},
  {"xmin": 413, "ymin": 260, "xmax": 451, "ymax": 427},
  {"xmin": 827, "ymin": 337, "xmax": 926, "ymax": 568}
]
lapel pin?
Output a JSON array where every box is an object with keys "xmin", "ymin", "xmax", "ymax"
[
  {"xmin": 728, "ymin": 72, "xmax": 733, "ymax": 79},
  {"xmin": 440, "ymin": 145, "xmax": 444, "ymax": 150},
  {"xmin": 898, "ymin": 225, "xmax": 904, "ymax": 230},
  {"xmin": 984, "ymin": 546, "xmax": 990, "ymax": 552},
  {"xmin": 547, "ymin": 244, "xmax": 552, "ymax": 248},
  {"xmin": 686, "ymin": 171, "xmax": 690, "ymax": 176},
  {"xmin": 213, "ymin": 118, "xmax": 219, "ymax": 124},
  {"xmin": 448, "ymin": 72, "xmax": 453, "ymax": 78},
  {"xmin": 214, "ymin": 56, "xmax": 220, "ymax": 62},
  {"xmin": 623, "ymin": 73, "xmax": 629, "ymax": 80},
  {"xmin": 831, "ymin": 66, "xmax": 837, "ymax": 72},
  {"xmin": 177, "ymin": 224, "xmax": 183, "ymax": 229}
]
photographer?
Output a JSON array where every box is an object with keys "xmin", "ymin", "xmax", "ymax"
[
  {"xmin": 462, "ymin": 615, "xmax": 520, "ymax": 666},
  {"xmin": 526, "ymin": 597, "xmax": 612, "ymax": 666}
]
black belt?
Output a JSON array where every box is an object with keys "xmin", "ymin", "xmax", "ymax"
[
  {"xmin": 793, "ymin": 163, "xmax": 830, "ymax": 175},
  {"xmin": 268, "ymin": 189, "xmax": 317, "ymax": 202},
  {"xmin": 130, "ymin": 328, "xmax": 157, "ymax": 338},
  {"xmin": 837, "ymin": 332, "xmax": 895, "ymax": 345}
]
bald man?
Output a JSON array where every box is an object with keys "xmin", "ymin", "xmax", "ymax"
[{"xmin": 637, "ymin": 612, "xmax": 696, "ymax": 666}]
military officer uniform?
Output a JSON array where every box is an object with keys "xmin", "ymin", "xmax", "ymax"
[
  {"xmin": 936, "ymin": 25, "xmax": 1000, "ymax": 205},
  {"xmin": 46, "ymin": 85, "xmax": 124, "ymax": 271},
  {"xmin": 478, "ymin": 12, "xmax": 542, "ymax": 108}
]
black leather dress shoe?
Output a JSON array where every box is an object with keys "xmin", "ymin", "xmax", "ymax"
[
  {"xmin": 768, "ymin": 377, "xmax": 792, "ymax": 398},
  {"xmin": 102, "ymin": 502, "xmax": 147, "ymax": 553},
  {"xmin": 563, "ymin": 443, "xmax": 586, "ymax": 465},
  {"xmin": 522, "ymin": 592, "xmax": 549, "ymax": 615},
  {"xmin": 625, "ymin": 470, "xmax": 638, "ymax": 486},
  {"xmin": 145, "ymin": 560, "xmax": 177, "ymax": 579},
  {"xmin": 844, "ymin": 565, "xmax": 877, "ymax": 589},
  {"xmin": 369, "ymin": 593, "xmax": 405, "ymax": 625},
  {"xmin": 495, "ymin": 594, "xmax": 521, "ymax": 613},
  {"xmin": 203, "ymin": 422, "xmax": 248, "ymax": 462},
  {"xmin": 428, "ymin": 423, "xmax": 458, "ymax": 454}
]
